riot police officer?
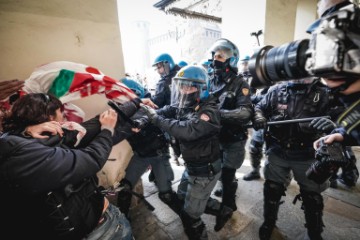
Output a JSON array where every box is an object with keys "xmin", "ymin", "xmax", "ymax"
[
  {"xmin": 151, "ymin": 53, "xmax": 181, "ymax": 108},
  {"xmin": 142, "ymin": 65, "xmax": 222, "ymax": 240},
  {"xmin": 207, "ymin": 38, "xmax": 253, "ymax": 231},
  {"xmin": 149, "ymin": 53, "xmax": 182, "ymax": 178},
  {"xmin": 253, "ymin": 77, "xmax": 334, "ymax": 240},
  {"xmin": 116, "ymin": 78, "xmax": 181, "ymax": 220},
  {"xmin": 243, "ymin": 87, "xmax": 270, "ymax": 181}
]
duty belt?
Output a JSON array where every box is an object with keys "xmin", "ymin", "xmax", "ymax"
[
  {"xmin": 267, "ymin": 135, "xmax": 312, "ymax": 150},
  {"xmin": 185, "ymin": 159, "xmax": 221, "ymax": 177}
]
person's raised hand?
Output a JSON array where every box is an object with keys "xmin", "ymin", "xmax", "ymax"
[
  {"xmin": 25, "ymin": 121, "xmax": 63, "ymax": 139},
  {"xmin": 99, "ymin": 109, "xmax": 118, "ymax": 131},
  {"xmin": 141, "ymin": 98, "xmax": 158, "ymax": 109}
]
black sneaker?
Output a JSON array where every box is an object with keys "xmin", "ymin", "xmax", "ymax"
[
  {"xmin": 338, "ymin": 176, "xmax": 356, "ymax": 187},
  {"xmin": 243, "ymin": 170, "xmax": 261, "ymax": 181}
]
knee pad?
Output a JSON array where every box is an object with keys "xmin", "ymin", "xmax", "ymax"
[
  {"xmin": 221, "ymin": 167, "xmax": 236, "ymax": 184},
  {"xmin": 159, "ymin": 191, "xmax": 183, "ymax": 215},
  {"xmin": 119, "ymin": 178, "xmax": 132, "ymax": 192},
  {"xmin": 159, "ymin": 191, "xmax": 173, "ymax": 204},
  {"xmin": 249, "ymin": 139, "xmax": 263, "ymax": 155},
  {"xmin": 264, "ymin": 180, "xmax": 285, "ymax": 201},
  {"xmin": 117, "ymin": 178, "xmax": 133, "ymax": 217},
  {"xmin": 117, "ymin": 179, "xmax": 133, "ymax": 201},
  {"xmin": 300, "ymin": 191, "xmax": 324, "ymax": 211}
]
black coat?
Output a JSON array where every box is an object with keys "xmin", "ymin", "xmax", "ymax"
[
  {"xmin": 0, "ymin": 127, "xmax": 113, "ymax": 239},
  {"xmin": 152, "ymin": 99, "xmax": 221, "ymax": 165}
]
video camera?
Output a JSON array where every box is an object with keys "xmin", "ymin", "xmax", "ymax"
[
  {"xmin": 306, "ymin": 139, "xmax": 350, "ymax": 184},
  {"xmin": 249, "ymin": 4, "xmax": 360, "ymax": 89}
]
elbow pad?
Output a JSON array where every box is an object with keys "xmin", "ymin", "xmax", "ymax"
[{"xmin": 220, "ymin": 106, "xmax": 253, "ymax": 125}]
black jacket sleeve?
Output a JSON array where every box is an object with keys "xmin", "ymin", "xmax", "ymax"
[
  {"xmin": 1, "ymin": 129, "xmax": 113, "ymax": 194},
  {"xmin": 220, "ymin": 78, "xmax": 254, "ymax": 125},
  {"xmin": 152, "ymin": 103, "xmax": 221, "ymax": 141}
]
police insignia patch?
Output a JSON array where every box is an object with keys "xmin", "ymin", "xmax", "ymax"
[
  {"xmin": 200, "ymin": 113, "xmax": 210, "ymax": 121},
  {"xmin": 242, "ymin": 88, "xmax": 250, "ymax": 96}
]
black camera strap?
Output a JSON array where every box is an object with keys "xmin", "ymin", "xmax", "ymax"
[{"xmin": 336, "ymin": 98, "xmax": 360, "ymax": 134}]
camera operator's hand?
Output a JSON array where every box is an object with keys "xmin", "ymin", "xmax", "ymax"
[
  {"xmin": 253, "ymin": 110, "xmax": 267, "ymax": 130},
  {"xmin": 141, "ymin": 104, "xmax": 158, "ymax": 123},
  {"xmin": 313, "ymin": 133, "xmax": 344, "ymax": 150},
  {"xmin": 309, "ymin": 117, "xmax": 336, "ymax": 133}
]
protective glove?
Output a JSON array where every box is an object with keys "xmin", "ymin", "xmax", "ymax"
[
  {"xmin": 140, "ymin": 105, "xmax": 158, "ymax": 123},
  {"xmin": 252, "ymin": 110, "xmax": 267, "ymax": 130},
  {"xmin": 309, "ymin": 117, "xmax": 336, "ymax": 133}
]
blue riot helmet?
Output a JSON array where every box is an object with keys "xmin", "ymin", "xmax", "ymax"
[
  {"xmin": 152, "ymin": 53, "xmax": 175, "ymax": 77},
  {"xmin": 171, "ymin": 65, "xmax": 209, "ymax": 108},
  {"xmin": 241, "ymin": 55, "xmax": 251, "ymax": 62},
  {"xmin": 200, "ymin": 58, "xmax": 211, "ymax": 69},
  {"xmin": 120, "ymin": 77, "xmax": 147, "ymax": 98},
  {"xmin": 177, "ymin": 60, "xmax": 188, "ymax": 68},
  {"xmin": 200, "ymin": 58, "xmax": 214, "ymax": 75},
  {"xmin": 208, "ymin": 38, "xmax": 239, "ymax": 69},
  {"xmin": 240, "ymin": 55, "xmax": 251, "ymax": 75}
]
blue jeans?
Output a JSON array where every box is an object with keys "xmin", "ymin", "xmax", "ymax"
[
  {"xmin": 125, "ymin": 152, "xmax": 173, "ymax": 193},
  {"xmin": 85, "ymin": 204, "xmax": 133, "ymax": 240}
]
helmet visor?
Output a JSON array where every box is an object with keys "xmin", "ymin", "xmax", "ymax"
[{"xmin": 171, "ymin": 79, "xmax": 203, "ymax": 108}]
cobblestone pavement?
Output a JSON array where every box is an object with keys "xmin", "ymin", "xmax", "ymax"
[{"xmin": 127, "ymin": 147, "xmax": 360, "ymax": 240}]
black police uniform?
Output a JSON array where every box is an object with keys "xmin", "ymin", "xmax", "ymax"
[
  {"xmin": 117, "ymin": 108, "xmax": 181, "ymax": 219},
  {"xmin": 149, "ymin": 64, "xmax": 182, "ymax": 181},
  {"xmin": 255, "ymin": 79, "xmax": 333, "ymax": 240},
  {"xmin": 150, "ymin": 98, "xmax": 222, "ymax": 239},
  {"xmin": 209, "ymin": 68, "xmax": 253, "ymax": 217}
]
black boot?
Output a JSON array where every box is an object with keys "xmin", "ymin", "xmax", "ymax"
[
  {"xmin": 301, "ymin": 191, "xmax": 324, "ymax": 240},
  {"xmin": 204, "ymin": 197, "xmax": 221, "ymax": 216},
  {"xmin": 180, "ymin": 210, "xmax": 208, "ymax": 240},
  {"xmin": 214, "ymin": 168, "xmax": 237, "ymax": 231},
  {"xmin": 214, "ymin": 205, "xmax": 233, "ymax": 232},
  {"xmin": 259, "ymin": 180, "xmax": 285, "ymax": 240},
  {"xmin": 221, "ymin": 168, "xmax": 238, "ymax": 211},
  {"xmin": 159, "ymin": 191, "xmax": 184, "ymax": 215},
  {"xmin": 243, "ymin": 167, "xmax": 261, "ymax": 181},
  {"xmin": 116, "ymin": 179, "xmax": 133, "ymax": 220},
  {"xmin": 329, "ymin": 173, "xmax": 338, "ymax": 189}
]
